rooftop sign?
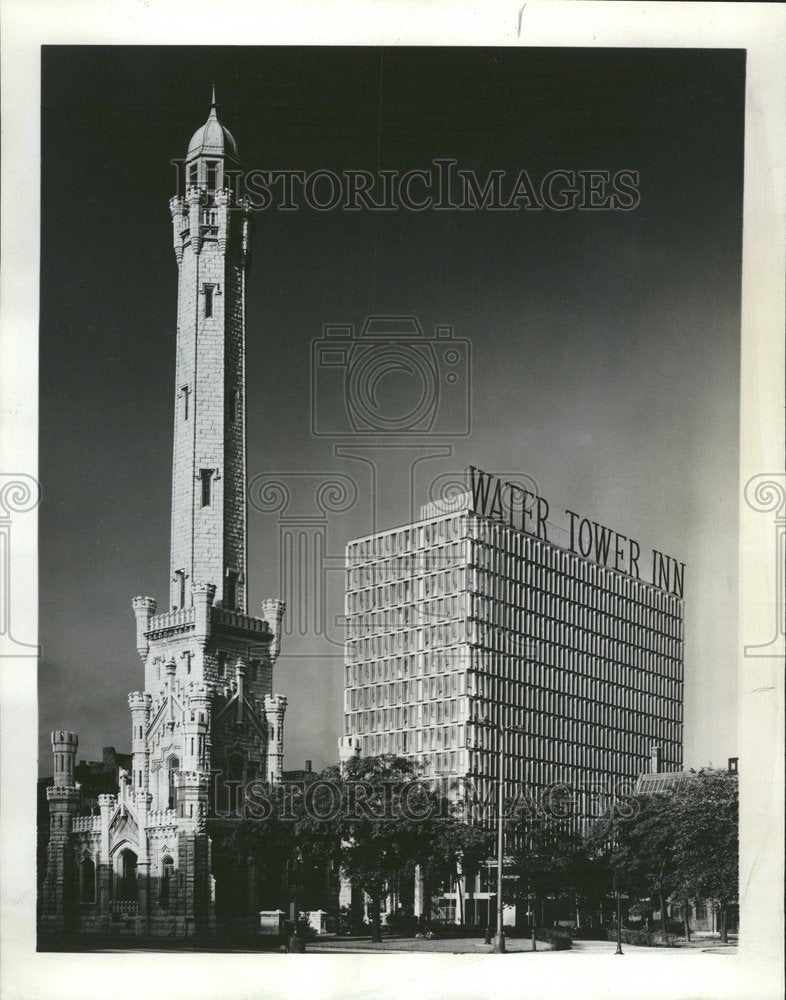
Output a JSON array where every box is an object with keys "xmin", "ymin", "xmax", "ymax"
[{"xmin": 468, "ymin": 466, "xmax": 684, "ymax": 598}]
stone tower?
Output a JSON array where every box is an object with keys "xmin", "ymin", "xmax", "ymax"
[
  {"xmin": 41, "ymin": 91, "xmax": 287, "ymax": 939},
  {"xmin": 168, "ymin": 85, "xmax": 250, "ymax": 615}
]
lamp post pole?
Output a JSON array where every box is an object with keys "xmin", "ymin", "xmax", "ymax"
[
  {"xmin": 612, "ymin": 815, "xmax": 624, "ymax": 955},
  {"xmin": 478, "ymin": 717, "xmax": 524, "ymax": 954},
  {"xmin": 493, "ymin": 726, "xmax": 506, "ymax": 953}
]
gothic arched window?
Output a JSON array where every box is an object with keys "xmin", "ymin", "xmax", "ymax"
[
  {"xmin": 160, "ymin": 856, "xmax": 174, "ymax": 905},
  {"xmin": 167, "ymin": 755, "xmax": 180, "ymax": 810}
]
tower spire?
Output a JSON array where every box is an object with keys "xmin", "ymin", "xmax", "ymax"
[{"xmin": 211, "ymin": 81, "xmax": 216, "ymax": 113}]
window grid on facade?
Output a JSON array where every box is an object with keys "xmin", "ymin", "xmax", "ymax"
[{"xmin": 342, "ymin": 502, "xmax": 684, "ymax": 827}]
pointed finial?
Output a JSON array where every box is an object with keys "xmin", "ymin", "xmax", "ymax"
[{"xmin": 211, "ymin": 82, "xmax": 216, "ymax": 112}]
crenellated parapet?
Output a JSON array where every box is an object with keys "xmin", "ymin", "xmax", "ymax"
[
  {"xmin": 189, "ymin": 680, "xmax": 214, "ymax": 703},
  {"xmin": 146, "ymin": 808, "xmax": 179, "ymax": 829},
  {"xmin": 46, "ymin": 785, "xmax": 80, "ymax": 803},
  {"xmin": 128, "ymin": 691, "xmax": 153, "ymax": 713},
  {"xmin": 72, "ymin": 815, "xmax": 101, "ymax": 833},
  {"xmin": 176, "ymin": 769, "xmax": 209, "ymax": 790}
]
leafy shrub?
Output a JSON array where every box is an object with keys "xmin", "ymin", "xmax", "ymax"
[
  {"xmin": 570, "ymin": 925, "xmax": 609, "ymax": 941},
  {"xmin": 337, "ymin": 905, "xmax": 367, "ymax": 936},
  {"xmin": 384, "ymin": 912, "xmax": 420, "ymax": 936},
  {"xmin": 664, "ymin": 918, "xmax": 686, "ymax": 936},
  {"xmin": 534, "ymin": 928, "xmax": 572, "ymax": 950},
  {"xmin": 606, "ymin": 927, "xmax": 678, "ymax": 947},
  {"xmin": 281, "ymin": 916, "xmax": 315, "ymax": 939}
]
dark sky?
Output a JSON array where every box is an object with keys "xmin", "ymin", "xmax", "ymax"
[{"xmin": 39, "ymin": 46, "xmax": 744, "ymax": 775}]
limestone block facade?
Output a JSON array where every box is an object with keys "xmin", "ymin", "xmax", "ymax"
[{"xmin": 40, "ymin": 91, "xmax": 288, "ymax": 940}]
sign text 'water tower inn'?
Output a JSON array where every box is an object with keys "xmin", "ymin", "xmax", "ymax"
[{"xmin": 468, "ymin": 467, "xmax": 685, "ymax": 598}]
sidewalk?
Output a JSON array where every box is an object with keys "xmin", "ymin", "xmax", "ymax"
[{"xmin": 307, "ymin": 936, "xmax": 543, "ymax": 954}]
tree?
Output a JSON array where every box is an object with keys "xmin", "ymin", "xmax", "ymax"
[
  {"xmin": 590, "ymin": 793, "xmax": 681, "ymax": 931},
  {"xmin": 510, "ymin": 822, "xmax": 612, "ymax": 927},
  {"xmin": 589, "ymin": 770, "xmax": 739, "ymax": 940},
  {"xmin": 295, "ymin": 755, "xmax": 440, "ymax": 942},
  {"xmin": 415, "ymin": 812, "xmax": 494, "ymax": 925},
  {"xmin": 230, "ymin": 783, "xmax": 299, "ymax": 914},
  {"xmin": 671, "ymin": 771, "xmax": 738, "ymax": 942}
]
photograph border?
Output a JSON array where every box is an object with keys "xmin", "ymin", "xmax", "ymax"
[{"xmin": 1, "ymin": 3, "xmax": 783, "ymax": 998}]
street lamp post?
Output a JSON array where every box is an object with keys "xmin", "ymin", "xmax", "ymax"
[
  {"xmin": 494, "ymin": 727, "xmax": 506, "ymax": 954},
  {"xmin": 613, "ymin": 837, "xmax": 623, "ymax": 956},
  {"xmin": 476, "ymin": 716, "xmax": 525, "ymax": 954}
]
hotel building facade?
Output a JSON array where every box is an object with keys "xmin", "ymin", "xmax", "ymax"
[{"xmin": 341, "ymin": 482, "xmax": 684, "ymax": 921}]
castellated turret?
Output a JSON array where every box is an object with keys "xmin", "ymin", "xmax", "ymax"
[
  {"xmin": 47, "ymin": 730, "xmax": 80, "ymax": 834},
  {"xmin": 263, "ymin": 694, "xmax": 287, "ymax": 783},
  {"xmin": 51, "ymin": 729, "xmax": 78, "ymax": 787},
  {"xmin": 260, "ymin": 598, "xmax": 286, "ymax": 664},
  {"xmin": 132, "ymin": 596, "xmax": 157, "ymax": 659}
]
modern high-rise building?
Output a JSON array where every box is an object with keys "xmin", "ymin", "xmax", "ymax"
[
  {"xmin": 341, "ymin": 475, "xmax": 684, "ymax": 922},
  {"xmin": 40, "ymin": 92, "xmax": 287, "ymax": 940},
  {"xmin": 341, "ymin": 477, "xmax": 684, "ymax": 830}
]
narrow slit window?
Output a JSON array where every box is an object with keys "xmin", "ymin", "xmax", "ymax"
[
  {"xmin": 174, "ymin": 569, "xmax": 186, "ymax": 609},
  {"xmin": 200, "ymin": 469, "xmax": 214, "ymax": 507},
  {"xmin": 228, "ymin": 388, "xmax": 239, "ymax": 423},
  {"xmin": 167, "ymin": 757, "xmax": 179, "ymax": 810},
  {"xmin": 225, "ymin": 571, "xmax": 238, "ymax": 610},
  {"xmin": 181, "ymin": 385, "xmax": 189, "ymax": 420},
  {"xmin": 206, "ymin": 161, "xmax": 218, "ymax": 190},
  {"xmin": 160, "ymin": 857, "xmax": 174, "ymax": 905},
  {"xmin": 204, "ymin": 285, "xmax": 214, "ymax": 319},
  {"xmin": 188, "ymin": 163, "xmax": 198, "ymax": 188}
]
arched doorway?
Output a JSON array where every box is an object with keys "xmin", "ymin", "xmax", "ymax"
[{"xmin": 79, "ymin": 855, "xmax": 96, "ymax": 903}]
